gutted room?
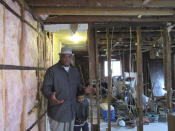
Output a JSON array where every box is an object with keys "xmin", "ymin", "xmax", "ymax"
[{"xmin": 0, "ymin": 0, "xmax": 175, "ymax": 131}]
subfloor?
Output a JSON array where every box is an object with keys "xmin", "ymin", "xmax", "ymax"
[{"xmin": 99, "ymin": 122, "xmax": 167, "ymax": 131}]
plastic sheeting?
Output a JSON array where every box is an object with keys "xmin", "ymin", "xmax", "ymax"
[{"xmin": 149, "ymin": 60, "xmax": 166, "ymax": 97}]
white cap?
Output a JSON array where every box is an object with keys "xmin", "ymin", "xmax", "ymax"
[{"xmin": 59, "ymin": 47, "xmax": 73, "ymax": 55}]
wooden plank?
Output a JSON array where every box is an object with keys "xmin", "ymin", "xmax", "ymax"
[
  {"xmin": 33, "ymin": 7, "xmax": 175, "ymax": 16},
  {"xmin": 88, "ymin": 23, "xmax": 96, "ymax": 131},
  {"xmin": 136, "ymin": 26, "xmax": 144, "ymax": 131},
  {"xmin": 27, "ymin": 0, "xmax": 175, "ymax": 8},
  {"xmin": 95, "ymin": 28, "xmax": 100, "ymax": 131},
  {"xmin": 163, "ymin": 28, "xmax": 172, "ymax": 111},
  {"xmin": 107, "ymin": 27, "xmax": 112, "ymax": 131},
  {"xmin": 44, "ymin": 16, "xmax": 175, "ymax": 24}
]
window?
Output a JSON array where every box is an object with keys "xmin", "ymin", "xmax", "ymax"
[{"xmin": 104, "ymin": 60, "xmax": 121, "ymax": 77}]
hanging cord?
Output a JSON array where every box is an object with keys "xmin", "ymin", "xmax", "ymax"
[
  {"xmin": 129, "ymin": 26, "xmax": 132, "ymax": 75},
  {"xmin": 111, "ymin": 26, "xmax": 115, "ymax": 52},
  {"xmin": 128, "ymin": 26, "xmax": 135, "ymax": 117},
  {"xmin": 110, "ymin": 26, "xmax": 114, "ymax": 77}
]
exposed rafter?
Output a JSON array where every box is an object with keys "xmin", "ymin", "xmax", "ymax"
[
  {"xmin": 32, "ymin": 7, "xmax": 175, "ymax": 16},
  {"xmin": 26, "ymin": 0, "xmax": 175, "ymax": 8},
  {"xmin": 44, "ymin": 16, "xmax": 175, "ymax": 24}
]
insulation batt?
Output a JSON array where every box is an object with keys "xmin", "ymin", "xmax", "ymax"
[
  {"xmin": 21, "ymin": 23, "xmax": 38, "ymax": 67},
  {"xmin": 21, "ymin": 11, "xmax": 39, "ymax": 131},
  {"xmin": 46, "ymin": 36, "xmax": 52, "ymax": 67},
  {"xmin": 3, "ymin": 0, "xmax": 21, "ymax": 16},
  {"xmin": 0, "ymin": 4, "xmax": 4, "ymax": 64},
  {"xmin": 22, "ymin": 71, "xmax": 38, "ymax": 131},
  {"xmin": 3, "ymin": 2, "xmax": 24, "ymax": 131},
  {"xmin": 0, "ymin": 5, "xmax": 4, "ymax": 130},
  {"xmin": 4, "ymin": 70, "xmax": 23, "ymax": 131},
  {"xmin": 4, "ymin": 8, "xmax": 21, "ymax": 65},
  {"xmin": 0, "ymin": 1, "xmax": 40, "ymax": 130},
  {"xmin": 0, "ymin": 71, "xmax": 4, "ymax": 131}
]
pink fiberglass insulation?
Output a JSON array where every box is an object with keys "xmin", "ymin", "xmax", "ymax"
[
  {"xmin": 21, "ymin": 23, "xmax": 38, "ymax": 67},
  {"xmin": 22, "ymin": 70, "xmax": 38, "ymax": 130},
  {"xmin": 0, "ymin": 71, "xmax": 4, "ymax": 131},
  {"xmin": 4, "ymin": 8, "xmax": 21, "ymax": 65},
  {"xmin": 46, "ymin": 36, "xmax": 52, "ymax": 68},
  {"xmin": 3, "ymin": 0, "xmax": 21, "ymax": 16},
  {"xmin": 0, "ymin": 6, "xmax": 5, "ymax": 127},
  {"xmin": 24, "ymin": 11, "xmax": 37, "ymax": 29},
  {"xmin": 3, "ymin": 70, "xmax": 23, "ymax": 131},
  {"xmin": 0, "ymin": 4, "xmax": 4, "ymax": 64}
]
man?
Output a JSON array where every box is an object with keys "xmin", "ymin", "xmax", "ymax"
[{"xmin": 42, "ymin": 47, "xmax": 94, "ymax": 131}]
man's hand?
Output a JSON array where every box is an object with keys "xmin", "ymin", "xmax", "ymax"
[{"xmin": 51, "ymin": 92, "xmax": 64, "ymax": 104}]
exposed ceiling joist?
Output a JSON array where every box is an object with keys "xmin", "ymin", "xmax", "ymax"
[
  {"xmin": 33, "ymin": 7, "xmax": 175, "ymax": 16},
  {"xmin": 44, "ymin": 16, "xmax": 175, "ymax": 24},
  {"xmin": 26, "ymin": 0, "xmax": 175, "ymax": 8}
]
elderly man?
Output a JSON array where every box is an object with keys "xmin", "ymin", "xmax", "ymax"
[{"xmin": 42, "ymin": 47, "xmax": 94, "ymax": 131}]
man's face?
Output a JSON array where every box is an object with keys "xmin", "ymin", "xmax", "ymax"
[
  {"xmin": 60, "ymin": 54, "xmax": 72, "ymax": 66},
  {"xmin": 77, "ymin": 95, "xmax": 84, "ymax": 103}
]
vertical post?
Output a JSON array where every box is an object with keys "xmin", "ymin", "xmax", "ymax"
[
  {"xmin": 163, "ymin": 28, "xmax": 172, "ymax": 111},
  {"xmin": 136, "ymin": 26, "xmax": 144, "ymax": 131},
  {"xmin": 88, "ymin": 23, "xmax": 96, "ymax": 131},
  {"xmin": 122, "ymin": 51, "xmax": 125, "ymax": 77},
  {"xmin": 107, "ymin": 28, "xmax": 112, "ymax": 131},
  {"xmin": 95, "ymin": 28, "xmax": 100, "ymax": 131}
]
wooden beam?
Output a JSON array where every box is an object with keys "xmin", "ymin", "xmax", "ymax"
[
  {"xmin": 33, "ymin": 7, "xmax": 175, "ymax": 16},
  {"xmin": 27, "ymin": 0, "xmax": 175, "ymax": 8},
  {"xmin": 136, "ymin": 26, "xmax": 144, "ymax": 131},
  {"xmin": 44, "ymin": 16, "xmax": 175, "ymax": 24},
  {"xmin": 88, "ymin": 23, "xmax": 96, "ymax": 131},
  {"xmin": 163, "ymin": 28, "xmax": 172, "ymax": 111},
  {"xmin": 107, "ymin": 27, "xmax": 112, "ymax": 131},
  {"xmin": 95, "ymin": 28, "xmax": 100, "ymax": 131}
]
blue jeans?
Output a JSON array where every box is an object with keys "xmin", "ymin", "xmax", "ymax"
[{"xmin": 74, "ymin": 122, "xmax": 89, "ymax": 131}]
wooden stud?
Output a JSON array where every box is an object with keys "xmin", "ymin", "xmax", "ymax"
[
  {"xmin": 163, "ymin": 27, "xmax": 172, "ymax": 111},
  {"xmin": 136, "ymin": 26, "xmax": 144, "ymax": 131},
  {"xmin": 95, "ymin": 28, "xmax": 100, "ymax": 131},
  {"xmin": 88, "ymin": 23, "xmax": 96, "ymax": 131},
  {"xmin": 107, "ymin": 27, "xmax": 112, "ymax": 131}
]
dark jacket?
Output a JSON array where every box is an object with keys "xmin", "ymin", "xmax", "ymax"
[
  {"xmin": 42, "ymin": 61, "xmax": 82, "ymax": 122},
  {"xmin": 75, "ymin": 98, "xmax": 89, "ymax": 125}
]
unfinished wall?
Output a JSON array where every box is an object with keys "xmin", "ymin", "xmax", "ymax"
[
  {"xmin": 53, "ymin": 33, "xmax": 62, "ymax": 64},
  {"xmin": 0, "ymin": 0, "xmax": 53, "ymax": 131},
  {"xmin": 0, "ymin": 4, "xmax": 4, "ymax": 131}
]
